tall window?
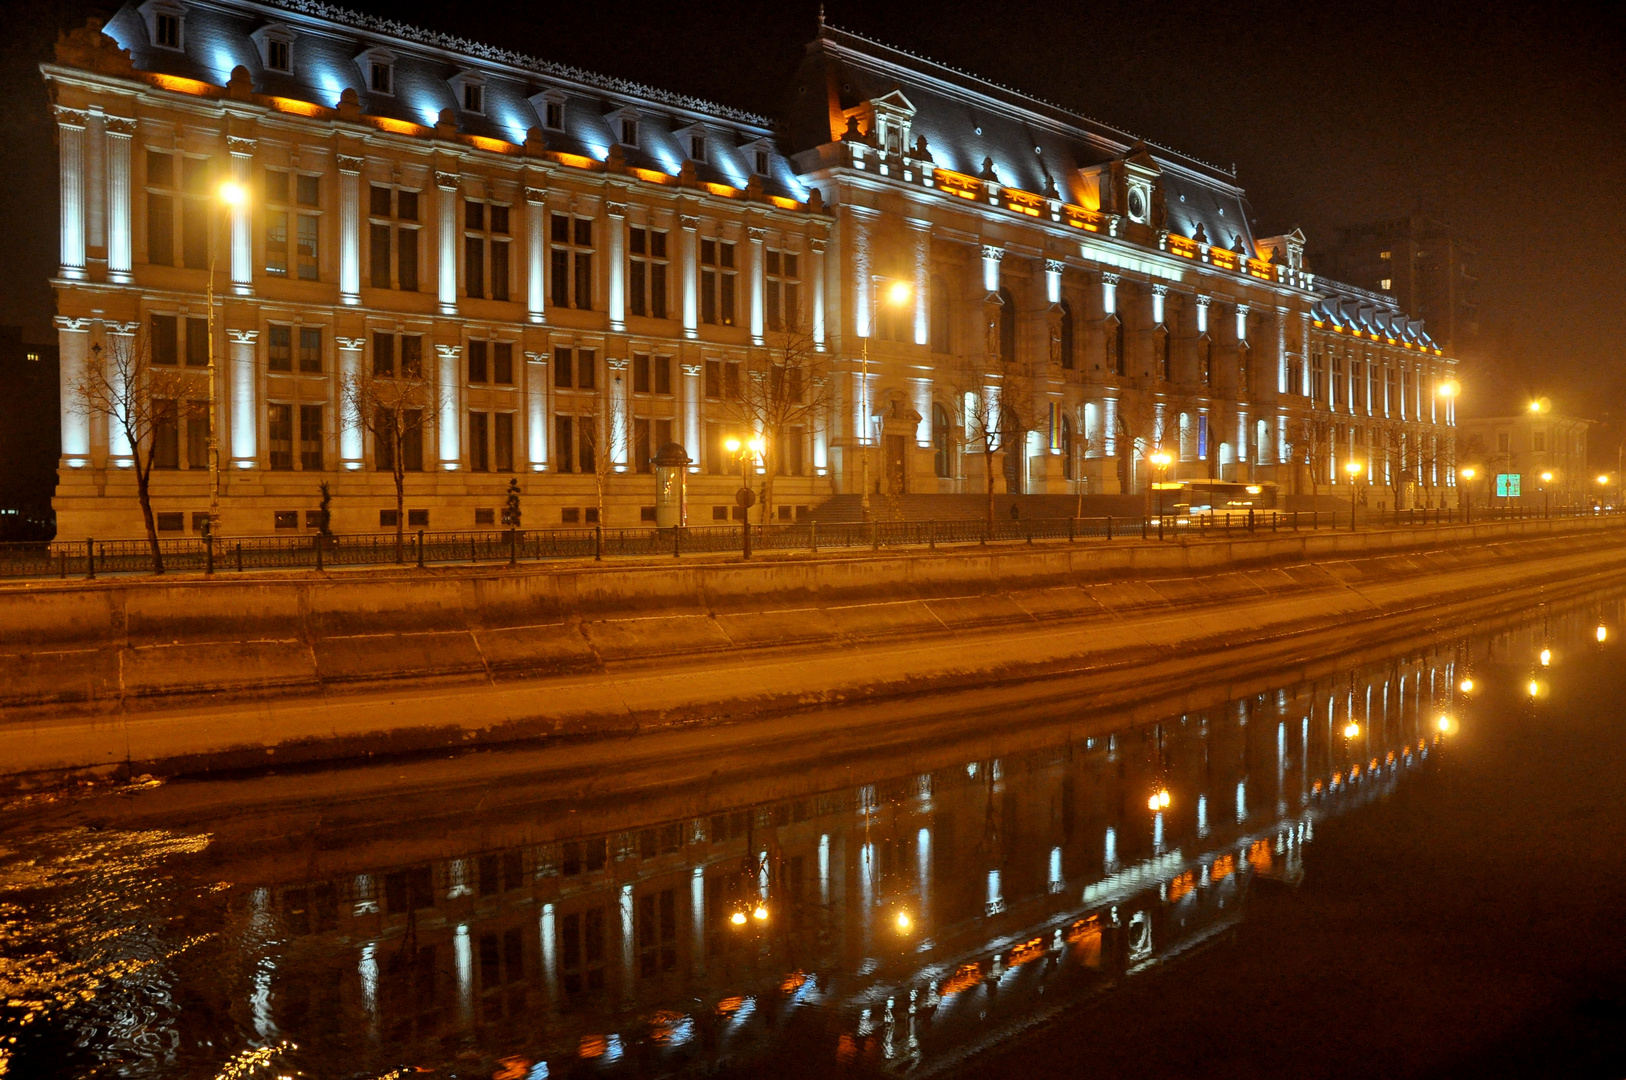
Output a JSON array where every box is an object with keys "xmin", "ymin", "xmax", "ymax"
[
  {"xmin": 552, "ymin": 415, "xmax": 595, "ymax": 474},
  {"xmin": 300, "ymin": 405, "xmax": 323, "ymax": 470},
  {"xmin": 932, "ymin": 402, "xmax": 952, "ymax": 478},
  {"xmin": 494, "ymin": 413, "xmax": 514, "ymax": 473},
  {"xmin": 368, "ymin": 185, "xmax": 419, "ymax": 291},
  {"xmin": 632, "ymin": 418, "xmax": 673, "ymax": 473},
  {"xmin": 184, "ymin": 316, "xmax": 208, "ymax": 367},
  {"xmin": 145, "ymin": 151, "xmax": 176, "ymax": 266},
  {"xmin": 628, "ymin": 226, "xmax": 668, "ymax": 319},
  {"xmin": 1061, "ymin": 414, "xmax": 1075, "ymax": 480},
  {"xmin": 1310, "ymin": 347, "xmax": 1325, "ymax": 404},
  {"xmin": 372, "ymin": 332, "xmax": 423, "ymax": 378},
  {"xmin": 543, "ymin": 99, "xmax": 564, "ymax": 130},
  {"xmin": 632, "ymin": 354, "xmax": 672, "ymax": 395},
  {"xmin": 469, "ymin": 411, "xmax": 490, "ymax": 472},
  {"xmin": 636, "ymin": 890, "xmax": 678, "ymax": 977},
  {"xmin": 268, "ymin": 404, "xmax": 294, "ymax": 470},
  {"xmin": 1332, "ymin": 353, "xmax": 1345, "ymax": 406},
  {"xmin": 929, "ymin": 275, "xmax": 950, "ymax": 353},
  {"xmin": 550, "ymin": 213, "xmax": 593, "ymax": 310},
  {"xmin": 466, "ymin": 339, "xmax": 513, "ymax": 385},
  {"xmin": 1384, "ymin": 365, "xmax": 1396, "ymax": 416},
  {"xmin": 765, "ymin": 249, "xmax": 800, "ymax": 331},
  {"xmin": 559, "ymin": 908, "xmax": 607, "ymax": 995},
  {"xmin": 704, "ymin": 359, "xmax": 740, "ymax": 402},
  {"xmin": 464, "ymin": 200, "xmax": 510, "ymax": 301},
  {"xmin": 552, "ymin": 347, "xmax": 595, "ymax": 390},
  {"xmin": 699, "ymin": 238, "xmax": 736, "ymax": 326},
  {"xmin": 266, "ymin": 169, "xmax": 320, "ymax": 280}
]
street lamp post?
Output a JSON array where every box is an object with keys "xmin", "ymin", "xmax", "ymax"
[
  {"xmin": 1597, "ymin": 474, "xmax": 1610, "ymax": 512},
  {"xmin": 859, "ymin": 278, "xmax": 913, "ymax": 520},
  {"xmin": 1540, "ymin": 470, "xmax": 1553, "ymax": 519},
  {"xmin": 725, "ymin": 435, "xmax": 765, "ymax": 558},
  {"xmin": 207, "ymin": 180, "xmax": 247, "ymax": 540},
  {"xmin": 1149, "ymin": 449, "xmax": 1172, "ymax": 540},
  {"xmin": 1459, "ymin": 466, "xmax": 1476, "ymax": 524},
  {"xmin": 1344, "ymin": 460, "xmax": 1363, "ymax": 530}
]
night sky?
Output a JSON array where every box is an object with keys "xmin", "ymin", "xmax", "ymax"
[{"xmin": 5, "ymin": 0, "xmax": 1621, "ymax": 424}]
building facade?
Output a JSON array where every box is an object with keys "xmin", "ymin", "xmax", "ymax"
[
  {"xmin": 44, "ymin": 3, "xmax": 1458, "ymax": 538},
  {"xmin": 1458, "ymin": 409, "xmax": 1595, "ymax": 509},
  {"xmin": 1320, "ymin": 214, "xmax": 1480, "ymax": 359}
]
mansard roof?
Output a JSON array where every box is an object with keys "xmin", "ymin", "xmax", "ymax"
[
  {"xmin": 1312, "ymin": 279, "xmax": 1443, "ymax": 353},
  {"xmin": 783, "ymin": 23, "xmax": 1258, "ymax": 255},
  {"xmin": 94, "ymin": 0, "xmax": 809, "ymax": 199}
]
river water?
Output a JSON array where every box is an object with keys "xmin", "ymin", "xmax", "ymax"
[{"xmin": 4, "ymin": 593, "xmax": 1625, "ymax": 1080}]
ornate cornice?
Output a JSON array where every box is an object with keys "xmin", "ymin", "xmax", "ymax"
[
  {"xmin": 1044, "ymin": 258, "xmax": 1065, "ymax": 275},
  {"xmin": 227, "ymin": 136, "xmax": 257, "ymax": 155},
  {"xmin": 605, "ymin": 201, "xmax": 627, "ymax": 217},
  {"xmin": 746, "ymin": 226, "xmax": 767, "ymax": 243},
  {"xmin": 1101, "ymin": 272, "xmax": 1120, "ymax": 287},
  {"xmin": 435, "ymin": 171, "xmax": 460, "ymax": 190},
  {"xmin": 981, "ymin": 245, "xmax": 1005, "ymax": 262},
  {"xmin": 53, "ymin": 106, "xmax": 88, "ymax": 128},
  {"xmin": 524, "ymin": 186, "xmax": 546, "ymax": 203},
  {"xmin": 679, "ymin": 215, "xmax": 699, "ymax": 230},
  {"xmin": 336, "ymin": 154, "xmax": 364, "ymax": 172},
  {"xmin": 104, "ymin": 115, "xmax": 138, "ymax": 137}
]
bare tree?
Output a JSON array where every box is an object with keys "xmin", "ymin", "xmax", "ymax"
[
  {"xmin": 1283, "ymin": 416, "xmax": 1329, "ymax": 499},
  {"xmin": 1112, "ymin": 387, "xmax": 1165, "ymax": 495},
  {"xmin": 1375, "ymin": 422, "xmax": 1410, "ymax": 510},
  {"xmin": 342, "ymin": 350, "xmax": 438, "ymax": 560},
  {"xmin": 957, "ymin": 352, "xmax": 1036, "ymax": 522},
  {"xmin": 724, "ymin": 324, "xmax": 833, "ymax": 526},
  {"xmin": 71, "ymin": 327, "xmax": 203, "ymax": 572},
  {"xmin": 579, "ymin": 371, "xmax": 626, "ymax": 531}
]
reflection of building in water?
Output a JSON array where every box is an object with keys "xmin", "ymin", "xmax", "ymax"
[{"xmin": 219, "ymin": 646, "xmax": 1461, "ymax": 1075}]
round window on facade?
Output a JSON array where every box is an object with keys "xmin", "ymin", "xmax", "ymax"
[{"xmin": 1127, "ymin": 186, "xmax": 1148, "ymax": 223}]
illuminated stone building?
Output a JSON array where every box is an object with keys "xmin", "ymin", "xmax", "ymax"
[{"xmin": 44, "ymin": 3, "xmax": 1459, "ymax": 537}]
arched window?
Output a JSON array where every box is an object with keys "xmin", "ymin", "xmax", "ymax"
[
  {"xmin": 1059, "ymin": 300, "xmax": 1074, "ymax": 370},
  {"xmin": 1061, "ymin": 414, "xmax": 1075, "ymax": 480},
  {"xmin": 930, "ymin": 275, "xmax": 950, "ymax": 353},
  {"xmin": 932, "ymin": 402, "xmax": 952, "ymax": 478},
  {"xmin": 997, "ymin": 286, "xmax": 1016, "ymax": 364}
]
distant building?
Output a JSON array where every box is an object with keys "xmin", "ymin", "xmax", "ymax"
[
  {"xmin": 1457, "ymin": 409, "xmax": 1593, "ymax": 509},
  {"xmin": 0, "ymin": 326, "xmax": 59, "ymax": 538},
  {"xmin": 1319, "ymin": 215, "xmax": 1479, "ymax": 358},
  {"xmin": 42, "ymin": 5, "xmax": 1459, "ymax": 538}
]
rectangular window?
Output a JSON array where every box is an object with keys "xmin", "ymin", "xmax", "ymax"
[
  {"xmin": 765, "ymin": 249, "xmax": 801, "ymax": 331},
  {"xmin": 151, "ymin": 314, "xmax": 179, "ymax": 365},
  {"xmin": 560, "ymin": 908, "xmax": 607, "ymax": 995},
  {"xmin": 462, "ymin": 82, "xmax": 483, "ymax": 113},
  {"xmin": 1532, "ymin": 430, "xmax": 1546, "ymax": 452},
  {"xmin": 299, "ymin": 327, "xmax": 321, "ymax": 373},
  {"xmin": 554, "ymin": 346, "xmax": 573, "ymax": 389},
  {"xmin": 700, "ymin": 238, "xmax": 736, "ymax": 325},
  {"xmin": 469, "ymin": 410, "xmax": 489, "ymax": 472},
  {"xmin": 544, "ymin": 100, "xmax": 564, "ymax": 130},
  {"xmin": 186, "ymin": 406, "xmax": 208, "ymax": 469},
  {"xmin": 268, "ymin": 403, "xmax": 294, "ymax": 470},
  {"xmin": 146, "ymin": 152, "xmax": 176, "ymax": 266},
  {"xmin": 181, "ymin": 157, "xmax": 210, "ymax": 270},
  {"xmin": 550, "ymin": 213, "xmax": 594, "ymax": 310},
  {"xmin": 628, "ymin": 227, "xmax": 668, "ymax": 319},
  {"xmin": 155, "ymin": 12, "xmax": 180, "ymax": 48},
  {"xmin": 401, "ymin": 334, "xmax": 422, "ymax": 378},
  {"xmin": 493, "ymin": 342, "xmax": 513, "ymax": 385},
  {"xmin": 494, "ymin": 412, "xmax": 514, "ymax": 472},
  {"xmin": 183, "ymin": 317, "xmax": 208, "ymax": 367},
  {"xmin": 296, "ymin": 214, "xmax": 318, "ymax": 280},
  {"xmin": 468, "ymin": 339, "xmax": 488, "ymax": 384},
  {"xmin": 634, "ymin": 418, "xmax": 651, "ymax": 473},
  {"xmin": 152, "ymin": 398, "xmax": 179, "ymax": 469},
  {"xmin": 465, "ymin": 235, "xmax": 485, "ymax": 299},
  {"xmin": 1332, "ymin": 354, "xmax": 1346, "ymax": 406},
  {"xmin": 299, "ymin": 405, "xmax": 323, "ymax": 470},
  {"xmin": 367, "ymin": 185, "xmax": 420, "ymax": 291},
  {"xmin": 266, "ymin": 168, "xmax": 320, "ymax": 280},
  {"xmin": 407, "ymin": 508, "xmax": 428, "ymax": 527},
  {"xmin": 554, "ymin": 415, "xmax": 574, "ymax": 473},
  {"xmin": 636, "ymin": 889, "xmax": 678, "ymax": 977},
  {"xmin": 370, "ymin": 60, "xmax": 391, "ymax": 94},
  {"xmin": 576, "ymin": 349, "xmax": 595, "ymax": 390},
  {"xmin": 578, "ymin": 416, "xmax": 597, "ymax": 473},
  {"xmin": 373, "ymin": 332, "xmax": 394, "ymax": 377},
  {"xmin": 402, "ymin": 410, "xmax": 424, "ymax": 472},
  {"xmin": 266, "ymin": 38, "xmax": 289, "ymax": 71},
  {"xmin": 268, "ymin": 325, "xmax": 292, "ymax": 372},
  {"xmin": 633, "ymin": 353, "xmax": 650, "ymax": 394}
]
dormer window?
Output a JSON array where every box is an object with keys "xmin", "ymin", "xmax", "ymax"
[
  {"xmin": 357, "ymin": 47, "xmax": 397, "ymax": 96},
  {"xmin": 620, "ymin": 118, "xmax": 638, "ymax": 146},
  {"xmin": 452, "ymin": 71, "xmax": 486, "ymax": 115},
  {"xmin": 690, "ymin": 135, "xmax": 706, "ymax": 162},
  {"xmin": 536, "ymin": 91, "xmax": 566, "ymax": 131},
  {"xmin": 251, "ymin": 24, "xmax": 297, "ymax": 73},
  {"xmin": 755, "ymin": 149, "xmax": 769, "ymax": 175},
  {"xmin": 140, "ymin": 0, "xmax": 188, "ymax": 52}
]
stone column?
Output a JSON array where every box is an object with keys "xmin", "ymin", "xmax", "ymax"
[
  {"xmin": 229, "ymin": 329, "xmax": 260, "ymax": 467},
  {"xmin": 1196, "ymin": 294, "xmax": 1210, "ymax": 335},
  {"xmin": 105, "ymin": 116, "xmax": 135, "ymax": 284},
  {"xmin": 526, "ymin": 186, "xmax": 546, "ymax": 324},
  {"xmin": 337, "ymin": 153, "xmax": 362, "ymax": 304},
  {"xmin": 56, "ymin": 106, "xmax": 88, "ymax": 281},
  {"xmin": 809, "ymin": 236, "xmax": 827, "ymax": 349},
  {"xmin": 1275, "ymin": 306, "xmax": 1289, "ymax": 394},
  {"xmin": 981, "ymin": 244, "xmax": 1003, "ymax": 295},
  {"xmin": 436, "ymin": 171, "xmax": 460, "ymax": 316},
  {"xmin": 747, "ymin": 225, "xmax": 766, "ymax": 344},
  {"xmin": 337, "ymin": 337, "xmax": 365, "ymax": 468},
  {"xmin": 910, "ymin": 220, "xmax": 931, "ymax": 345},
  {"xmin": 606, "ymin": 200, "xmax": 627, "ymax": 331},
  {"xmin": 56, "ymin": 317, "xmax": 91, "ymax": 468},
  {"xmin": 1100, "ymin": 270, "xmax": 1118, "ymax": 316},
  {"xmin": 608, "ymin": 357, "xmax": 630, "ymax": 470},
  {"xmin": 680, "ymin": 214, "xmax": 698, "ymax": 339},
  {"xmin": 228, "ymin": 137, "xmax": 255, "ymax": 295},
  {"xmin": 436, "ymin": 343, "xmax": 462, "ymax": 469},
  {"xmin": 1151, "ymin": 283, "xmax": 1168, "ymax": 327},
  {"xmin": 681, "ymin": 362, "xmax": 702, "ymax": 465},
  {"xmin": 526, "ymin": 350, "xmax": 549, "ymax": 470}
]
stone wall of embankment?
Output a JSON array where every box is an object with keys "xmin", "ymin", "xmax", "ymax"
[{"xmin": 1, "ymin": 516, "xmax": 1623, "ymax": 722}]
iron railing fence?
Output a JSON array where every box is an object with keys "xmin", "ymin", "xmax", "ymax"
[{"xmin": 2, "ymin": 504, "xmax": 1617, "ymax": 581}]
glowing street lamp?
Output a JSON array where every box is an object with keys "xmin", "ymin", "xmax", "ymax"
[
  {"xmin": 1148, "ymin": 449, "xmax": 1173, "ymax": 539},
  {"xmin": 860, "ymin": 277, "xmax": 913, "ymax": 519},
  {"xmin": 1459, "ymin": 466, "xmax": 1477, "ymax": 522},
  {"xmin": 725, "ymin": 435, "xmax": 767, "ymax": 558},
  {"xmin": 1540, "ymin": 471, "xmax": 1553, "ymax": 518},
  {"xmin": 1437, "ymin": 378, "xmax": 1459, "ymax": 398},
  {"xmin": 1597, "ymin": 624, "xmax": 1608, "ymax": 643},
  {"xmin": 1344, "ymin": 460, "xmax": 1363, "ymax": 530}
]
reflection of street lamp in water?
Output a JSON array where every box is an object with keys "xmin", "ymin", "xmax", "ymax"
[{"xmin": 860, "ymin": 278, "xmax": 913, "ymax": 519}]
